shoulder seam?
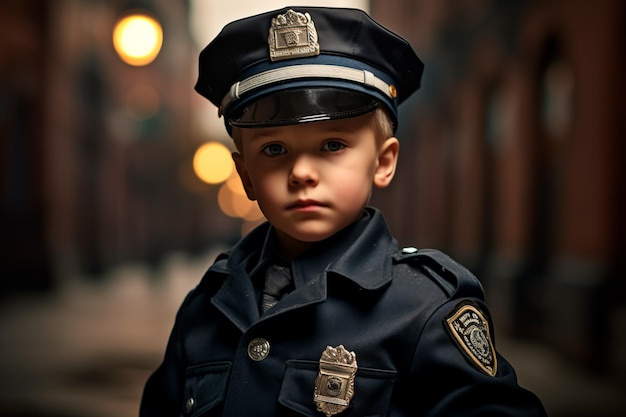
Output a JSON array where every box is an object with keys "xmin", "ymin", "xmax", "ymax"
[{"xmin": 394, "ymin": 248, "xmax": 483, "ymax": 298}]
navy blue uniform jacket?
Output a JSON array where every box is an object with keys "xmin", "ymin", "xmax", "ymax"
[{"xmin": 140, "ymin": 208, "xmax": 547, "ymax": 416}]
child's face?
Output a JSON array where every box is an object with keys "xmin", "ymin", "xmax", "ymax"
[{"xmin": 232, "ymin": 112, "xmax": 399, "ymax": 258}]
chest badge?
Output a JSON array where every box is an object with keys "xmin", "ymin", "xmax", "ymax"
[{"xmin": 314, "ymin": 345, "xmax": 357, "ymax": 416}]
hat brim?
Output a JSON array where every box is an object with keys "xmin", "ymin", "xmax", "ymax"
[{"xmin": 228, "ymin": 88, "xmax": 381, "ymax": 129}]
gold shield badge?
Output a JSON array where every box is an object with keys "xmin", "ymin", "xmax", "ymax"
[
  {"xmin": 268, "ymin": 9, "xmax": 320, "ymax": 62},
  {"xmin": 314, "ymin": 345, "xmax": 357, "ymax": 416}
]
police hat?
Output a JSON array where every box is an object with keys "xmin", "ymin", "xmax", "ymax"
[{"xmin": 195, "ymin": 6, "xmax": 423, "ymax": 135}]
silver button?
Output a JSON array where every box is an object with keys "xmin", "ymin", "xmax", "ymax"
[
  {"xmin": 402, "ymin": 246, "xmax": 418, "ymax": 254},
  {"xmin": 185, "ymin": 397, "xmax": 195, "ymax": 414},
  {"xmin": 247, "ymin": 338, "xmax": 270, "ymax": 361}
]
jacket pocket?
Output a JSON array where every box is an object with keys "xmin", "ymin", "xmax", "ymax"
[
  {"xmin": 279, "ymin": 360, "xmax": 397, "ymax": 417},
  {"xmin": 182, "ymin": 361, "xmax": 231, "ymax": 417}
]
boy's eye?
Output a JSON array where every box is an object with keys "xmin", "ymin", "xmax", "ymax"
[
  {"xmin": 321, "ymin": 141, "xmax": 345, "ymax": 152},
  {"xmin": 262, "ymin": 143, "xmax": 286, "ymax": 156}
]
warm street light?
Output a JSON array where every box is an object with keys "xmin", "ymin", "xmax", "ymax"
[
  {"xmin": 113, "ymin": 12, "xmax": 163, "ymax": 66},
  {"xmin": 193, "ymin": 142, "xmax": 233, "ymax": 185}
]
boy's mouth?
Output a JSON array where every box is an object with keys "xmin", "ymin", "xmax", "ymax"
[{"xmin": 288, "ymin": 199, "xmax": 326, "ymax": 210}]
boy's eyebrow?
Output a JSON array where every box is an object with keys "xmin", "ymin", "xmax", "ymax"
[
  {"xmin": 321, "ymin": 123, "xmax": 365, "ymax": 136},
  {"xmin": 242, "ymin": 118, "xmax": 364, "ymax": 143},
  {"xmin": 325, "ymin": 126, "xmax": 357, "ymax": 134},
  {"xmin": 244, "ymin": 129, "xmax": 282, "ymax": 141}
]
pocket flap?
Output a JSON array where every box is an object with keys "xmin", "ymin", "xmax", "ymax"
[
  {"xmin": 279, "ymin": 360, "xmax": 397, "ymax": 417},
  {"xmin": 183, "ymin": 361, "xmax": 231, "ymax": 416}
]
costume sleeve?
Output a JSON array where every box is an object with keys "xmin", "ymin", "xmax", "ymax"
[
  {"xmin": 139, "ymin": 297, "xmax": 189, "ymax": 417},
  {"xmin": 405, "ymin": 297, "xmax": 548, "ymax": 417}
]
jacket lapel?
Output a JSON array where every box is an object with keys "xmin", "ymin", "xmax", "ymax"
[{"xmin": 209, "ymin": 207, "xmax": 396, "ymax": 328}]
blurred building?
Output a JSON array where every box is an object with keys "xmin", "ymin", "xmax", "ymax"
[
  {"xmin": 1, "ymin": 0, "xmax": 624, "ymax": 385},
  {"xmin": 1, "ymin": 0, "xmax": 53, "ymax": 292},
  {"xmin": 370, "ymin": 0, "xmax": 625, "ymax": 377},
  {"xmin": 0, "ymin": 0, "xmax": 240, "ymax": 294}
]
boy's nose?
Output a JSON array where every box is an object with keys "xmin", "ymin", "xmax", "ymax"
[{"xmin": 289, "ymin": 155, "xmax": 319, "ymax": 186}]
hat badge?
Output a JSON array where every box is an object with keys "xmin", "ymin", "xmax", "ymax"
[
  {"xmin": 314, "ymin": 345, "xmax": 357, "ymax": 416},
  {"xmin": 268, "ymin": 9, "xmax": 320, "ymax": 62}
]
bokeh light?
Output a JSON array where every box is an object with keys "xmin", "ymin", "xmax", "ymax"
[
  {"xmin": 193, "ymin": 142, "xmax": 233, "ymax": 184},
  {"xmin": 113, "ymin": 13, "xmax": 163, "ymax": 66},
  {"xmin": 217, "ymin": 173, "xmax": 264, "ymax": 221}
]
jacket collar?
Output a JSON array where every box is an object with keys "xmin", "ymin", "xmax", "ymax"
[
  {"xmin": 219, "ymin": 207, "xmax": 396, "ymax": 285},
  {"xmin": 295, "ymin": 207, "xmax": 396, "ymax": 290},
  {"xmin": 209, "ymin": 207, "xmax": 397, "ymax": 330}
]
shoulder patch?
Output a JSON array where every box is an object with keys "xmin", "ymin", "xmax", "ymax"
[{"xmin": 445, "ymin": 302, "xmax": 497, "ymax": 376}]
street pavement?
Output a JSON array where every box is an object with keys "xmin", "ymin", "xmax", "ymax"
[{"xmin": 0, "ymin": 249, "xmax": 624, "ymax": 417}]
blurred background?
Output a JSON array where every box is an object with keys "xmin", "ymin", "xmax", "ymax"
[{"xmin": 0, "ymin": 0, "xmax": 624, "ymax": 416}]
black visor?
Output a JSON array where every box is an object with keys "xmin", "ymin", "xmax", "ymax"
[{"xmin": 228, "ymin": 88, "xmax": 381, "ymax": 128}]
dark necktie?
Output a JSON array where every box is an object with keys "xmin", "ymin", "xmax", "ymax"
[{"xmin": 261, "ymin": 263, "xmax": 293, "ymax": 314}]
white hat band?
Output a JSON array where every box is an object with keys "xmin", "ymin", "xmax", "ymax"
[{"xmin": 221, "ymin": 64, "xmax": 394, "ymax": 112}]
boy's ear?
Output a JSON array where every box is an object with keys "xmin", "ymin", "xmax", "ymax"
[
  {"xmin": 232, "ymin": 152, "xmax": 257, "ymax": 200},
  {"xmin": 373, "ymin": 137, "xmax": 399, "ymax": 188}
]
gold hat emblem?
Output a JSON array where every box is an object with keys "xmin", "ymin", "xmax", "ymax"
[
  {"xmin": 314, "ymin": 345, "xmax": 357, "ymax": 416},
  {"xmin": 268, "ymin": 9, "xmax": 320, "ymax": 62}
]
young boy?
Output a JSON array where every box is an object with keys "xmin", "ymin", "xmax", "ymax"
[{"xmin": 140, "ymin": 6, "xmax": 547, "ymax": 417}]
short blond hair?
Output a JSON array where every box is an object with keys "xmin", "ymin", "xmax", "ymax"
[{"xmin": 373, "ymin": 106, "xmax": 394, "ymax": 141}]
